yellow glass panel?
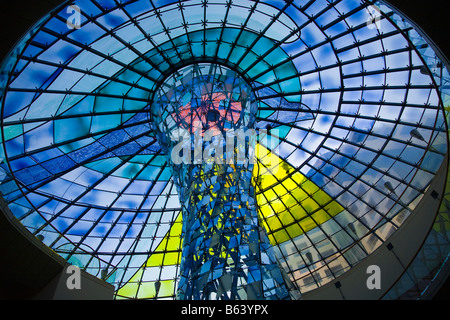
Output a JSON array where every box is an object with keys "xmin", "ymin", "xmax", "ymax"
[
  {"xmin": 273, "ymin": 183, "xmax": 288, "ymax": 197},
  {"xmin": 301, "ymin": 197, "xmax": 319, "ymax": 214},
  {"xmin": 288, "ymin": 205, "xmax": 308, "ymax": 221},
  {"xmin": 164, "ymin": 252, "xmax": 181, "ymax": 266},
  {"xmin": 281, "ymin": 193, "xmax": 299, "ymax": 209},
  {"xmin": 291, "ymin": 171, "xmax": 307, "ymax": 185},
  {"xmin": 257, "ymin": 193, "xmax": 268, "ymax": 205},
  {"xmin": 283, "ymin": 177, "xmax": 298, "ymax": 192},
  {"xmin": 254, "ymin": 144, "xmax": 344, "ymax": 245},
  {"xmin": 117, "ymin": 282, "xmax": 140, "ymax": 299},
  {"xmin": 286, "ymin": 223, "xmax": 303, "ymax": 238},
  {"xmin": 299, "ymin": 217, "xmax": 317, "ymax": 231},
  {"xmin": 147, "ymin": 253, "xmax": 164, "ymax": 267},
  {"xmin": 117, "ymin": 213, "xmax": 182, "ymax": 298},
  {"xmin": 301, "ymin": 180, "xmax": 319, "ymax": 194},
  {"xmin": 260, "ymin": 174, "xmax": 278, "ymax": 187},
  {"xmin": 271, "ymin": 198, "xmax": 287, "ymax": 213},
  {"xmin": 262, "ymin": 188, "xmax": 276, "ymax": 202},
  {"xmin": 312, "ymin": 210, "xmax": 331, "ymax": 225},
  {"xmin": 272, "ymin": 229, "xmax": 290, "ymax": 244},
  {"xmin": 267, "ymin": 215, "xmax": 283, "ymax": 230},
  {"xmin": 134, "ymin": 279, "xmax": 176, "ymax": 299},
  {"xmin": 278, "ymin": 210, "xmax": 295, "ymax": 225},
  {"xmin": 313, "ymin": 191, "xmax": 332, "ymax": 206},
  {"xmin": 259, "ymin": 203, "xmax": 275, "ymax": 218},
  {"xmin": 167, "ymin": 236, "xmax": 181, "ymax": 251},
  {"xmin": 289, "ymin": 184, "xmax": 309, "ymax": 203},
  {"xmin": 137, "ymin": 282, "xmax": 157, "ymax": 299},
  {"xmin": 325, "ymin": 201, "xmax": 344, "ymax": 214},
  {"xmin": 160, "ymin": 279, "xmax": 176, "ymax": 296}
]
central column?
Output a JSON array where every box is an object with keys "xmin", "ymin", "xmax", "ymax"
[{"xmin": 151, "ymin": 64, "xmax": 290, "ymax": 300}]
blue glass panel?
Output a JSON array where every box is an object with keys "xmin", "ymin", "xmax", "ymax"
[
  {"xmin": 96, "ymin": 0, "xmax": 118, "ymax": 11},
  {"xmin": 11, "ymin": 63, "xmax": 58, "ymax": 90},
  {"xmin": 38, "ymin": 40, "xmax": 81, "ymax": 64},
  {"xmin": 32, "ymin": 30, "xmax": 58, "ymax": 47},
  {"xmin": 67, "ymin": 141, "xmax": 107, "ymax": 163},
  {"xmin": 24, "ymin": 122, "xmax": 54, "ymax": 152},
  {"xmin": 97, "ymin": 9, "xmax": 129, "ymax": 30},
  {"xmin": 43, "ymin": 18, "xmax": 69, "ymax": 37},
  {"xmin": 152, "ymin": 0, "xmax": 178, "ymax": 9},
  {"xmin": 67, "ymin": 22, "xmax": 106, "ymax": 45},
  {"xmin": 14, "ymin": 165, "xmax": 51, "ymax": 185},
  {"xmin": 124, "ymin": 0, "xmax": 153, "ymax": 18},
  {"xmin": 3, "ymin": 91, "xmax": 35, "ymax": 118},
  {"xmin": 73, "ymin": 0, "xmax": 103, "ymax": 16},
  {"xmin": 9, "ymin": 157, "xmax": 37, "ymax": 172}
]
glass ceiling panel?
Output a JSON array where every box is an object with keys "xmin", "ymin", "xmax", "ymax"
[{"xmin": 0, "ymin": 0, "xmax": 448, "ymax": 300}]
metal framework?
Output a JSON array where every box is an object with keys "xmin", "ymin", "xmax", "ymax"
[{"xmin": 0, "ymin": 0, "xmax": 448, "ymax": 300}]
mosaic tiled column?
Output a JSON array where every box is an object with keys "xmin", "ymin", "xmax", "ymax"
[{"xmin": 151, "ymin": 64, "xmax": 291, "ymax": 300}]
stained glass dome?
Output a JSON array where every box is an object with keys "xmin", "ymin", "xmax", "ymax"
[{"xmin": 0, "ymin": 0, "xmax": 449, "ymax": 300}]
